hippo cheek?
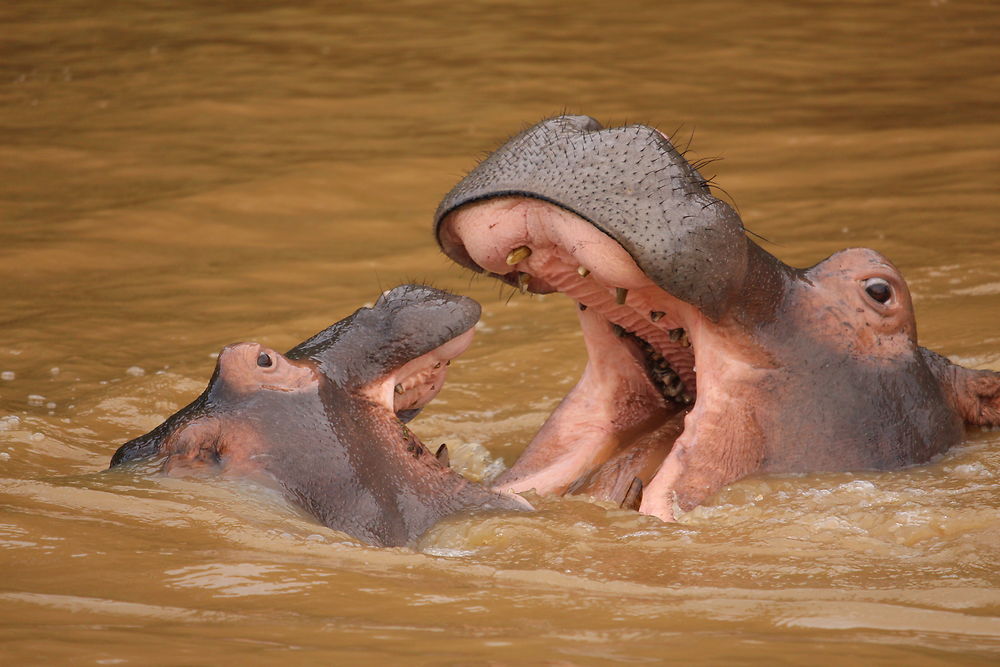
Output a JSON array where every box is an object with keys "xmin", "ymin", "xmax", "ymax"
[
  {"xmin": 155, "ymin": 420, "xmax": 226, "ymax": 474},
  {"xmin": 155, "ymin": 418, "xmax": 269, "ymax": 479}
]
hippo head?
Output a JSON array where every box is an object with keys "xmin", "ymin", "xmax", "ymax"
[
  {"xmin": 111, "ymin": 284, "xmax": 527, "ymax": 546},
  {"xmin": 434, "ymin": 115, "xmax": 1000, "ymax": 521}
]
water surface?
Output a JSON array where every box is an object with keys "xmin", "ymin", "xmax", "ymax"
[{"xmin": 2, "ymin": 1, "xmax": 999, "ymax": 663}]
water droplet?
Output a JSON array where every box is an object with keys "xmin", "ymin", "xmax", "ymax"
[
  {"xmin": 27, "ymin": 394, "xmax": 45, "ymax": 406},
  {"xmin": 0, "ymin": 371, "xmax": 14, "ymax": 381},
  {"xmin": 126, "ymin": 366, "xmax": 145, "ymax": 377}
]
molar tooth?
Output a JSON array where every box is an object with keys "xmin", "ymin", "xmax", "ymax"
[
  {"xmin": 506, "ymin": 245, "xmax": 532, "ymax": 265},
  {"xmin": 394, "ymin": 383, "xmax": 404, "ymax": 395},
  {"xmin": 664, "ymin": 380, "xmax": 682, "ymax": 398},
  {"xmin": 669, "ymin": 328, "xmax": 685, "ymax": 342},
  {"xmin": 612, "ymin": 324, "xmax": 626, "ymax": 338},
  {"xmin": 615, "ymin": 287, "xmax": 628, "ymax": 305},
  {"xmin": 517, "ymin": 272, "xmax": 531, "ymax": 293},
  {"xmin": 578, "ymin": 303, "xmax": 588, "ymax": 311},
  {"xmin": 680, "ymin": 392, "xmax": 694, "ymax": 405},
  {"xmin": 577, "ymin": 266, "xmax": 590, "ymax": 278},
  {"xmin": 679, "ymin": 332, "xmax": 691, "ymax": 348},
  {"xmin": 650, "ymin": 311, "xmax": 665, "ymax": 322}
]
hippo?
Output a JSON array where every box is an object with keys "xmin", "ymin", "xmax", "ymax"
[
  {"xmin": 433, "ymin": 115, "xmax": 1000, "ymax": 521},
  {"xmin": 110, "ymin": 285, "xmax": 528, "ymax": 547}
]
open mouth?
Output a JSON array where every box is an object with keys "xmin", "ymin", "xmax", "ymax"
[
  {"xmin": 438, "ymin": 197, "xmax": 710, "ymax": 511},
  {"xmin": 379, "ymin": 326, "xmax": 475, "ymax": 425},
  {"xmin": 430, "ymin": 115, "xmax": 770, "ymax": 520},
  {"xmin": 363, "ymin": 324, "xmax": 476, "ymax": 466}
]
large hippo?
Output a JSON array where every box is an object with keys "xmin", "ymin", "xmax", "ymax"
[
  {"xmin": 433, "ymin": 115, "xmax": 1000, "ymax": 521},
  {"xmin": 110, "ymin": 285, "xmax": 528, "ymax": 547}
]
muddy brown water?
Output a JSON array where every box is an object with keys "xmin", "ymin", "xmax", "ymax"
[{"xmin": 2, "ymin": 1, "xmax": 999, "ymax": 664}]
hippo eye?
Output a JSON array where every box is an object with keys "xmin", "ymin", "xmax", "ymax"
[
  {"xmin": 863, "ymin": 278, "xmax": 892, "ymax": 304},
  {"xmin": 256, "ymin": 352, "xmax": 273, "ymax": 368}
]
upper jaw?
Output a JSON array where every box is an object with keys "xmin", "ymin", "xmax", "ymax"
[
  {"xmin": 434, "ymin": 114, "xmax": 752, "ymax": 321},
  {"xmin": 438, "ymin": 196, "xmax": 703, "ymax": 399}
]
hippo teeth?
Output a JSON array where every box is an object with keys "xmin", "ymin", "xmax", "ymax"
[
  {"xmin": 506, "ymin": 246, "xmax": 532, "ymax": 265},
  {"xmin": 517, "ymin": 272, "xmax": 531, "ymax": 294},
  {"xmin": 631, "ymin": 333, "xmax": 692, "ymax": 407}
]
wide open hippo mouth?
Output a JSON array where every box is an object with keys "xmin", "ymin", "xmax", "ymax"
[
  {"xmin": 438, "ymin": 197, "xmax": 708, "ymax": 510},
  {"xmin": 432, "ymin": 115, "xmax": 769, "ymax": 518}
]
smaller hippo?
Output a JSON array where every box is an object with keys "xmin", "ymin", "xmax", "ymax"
[{"xmin": 110, "ymin": 285, "xmax": 528, "ymax": 547}]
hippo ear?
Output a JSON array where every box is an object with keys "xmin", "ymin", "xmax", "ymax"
[
  {"xmin": 952, "ymin": 366, "xmax": 1000, "ymax": 426},
  {"xmin": 920, "ymin": 348, "xmax": 1000, "ymax": 427}
]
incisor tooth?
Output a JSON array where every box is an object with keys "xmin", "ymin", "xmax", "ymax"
[
  {"xmin": 506, "ymin": 246, "xmax": 532, "ymax": 265},
  {"xmin": 517, "ymin": 272, "xmax": 531, "ymax": 293},
  {"xmin": 577, "ymin": 266, "xmax": 590, "ymax": 278},
  {"xmin": 615, "ymin": 287, "xmax": 628, "ymax": 305},
  {"xmin": 394, "ymin": 383, "xmax": 404, "ymax": 394},
  {"xmin": 650, "ymin": 311, "xmax": 665, "ymax": 322}
]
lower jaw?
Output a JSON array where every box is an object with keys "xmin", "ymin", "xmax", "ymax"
[
  {"xmin": 492, "ymin": 309, "xmax": 697, "ymax": 509},
  {"xmin": 566, "ymin": 407, "xmax": 688, "ymax": 507}
]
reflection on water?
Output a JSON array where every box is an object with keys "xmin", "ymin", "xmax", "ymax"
[{"xmin": 2, "ymin": 0, "xmax": 999, "ymax": 663}]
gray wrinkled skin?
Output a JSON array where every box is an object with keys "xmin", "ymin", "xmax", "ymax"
[
  {"xmin": 435, "ymin": 115, "xmax": 749, "ymax": 321},
  {"xmin": 110, "ymin": 285, "xmax": 525, "ymax": 547}
]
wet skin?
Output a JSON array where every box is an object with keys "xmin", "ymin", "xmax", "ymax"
[
  {"xmin": 110, "ymin": 285, "xmax": 528, "ymax": 547},
  {"xmin": 434, "ymin": 115, "xmax": 1000, "ymax": 521}
]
